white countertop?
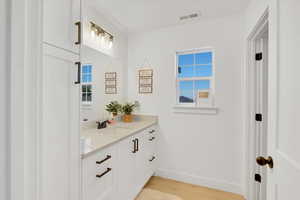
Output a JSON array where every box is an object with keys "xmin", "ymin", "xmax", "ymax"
[{"xmin": 80, "ymin": 115, "xmax": 158, "ymax": 158}]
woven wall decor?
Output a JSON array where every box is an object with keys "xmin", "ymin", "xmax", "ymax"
[
  {"xmin": 139, "ymin": 69, "xmax": 153, "ymax": 94},
  {"xmin": 105, "ymin": 72, "xmax": 117, "ymax": 94}
]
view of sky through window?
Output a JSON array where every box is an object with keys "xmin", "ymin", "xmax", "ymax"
[
  {"xmin": 177, "ymin": 51, "xmax": 212, "ymax": 103},
  {"xmin": 82, "ymin": 65, "xmax": 92, "ymax": 83},
  {"xmin": 81, "ymin": 65, "xmax": 93, "ymax": 103}
]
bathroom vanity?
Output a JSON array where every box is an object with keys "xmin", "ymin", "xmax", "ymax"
[{"xmin": 81, "ymin": 116, "xmax": 158, "ymax": 200}]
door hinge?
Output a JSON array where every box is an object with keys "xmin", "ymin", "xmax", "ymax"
[
  {"xmin": 255, "ymin": 113, "xmax": 262, "ymax": 122},
  {"xmin": 255, "ymin": 174, "xmax": 262, "ymax": 183},
  {"xmin": 255, "ymin": 53, "xmax": 263, "ymax": 61}
]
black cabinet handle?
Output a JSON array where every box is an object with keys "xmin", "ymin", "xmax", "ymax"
[
  {"xmin": 96, "ymin": 168, "xmax": 112, "ymax": 179},
  {"xmin": 75, "ymin": 21, "xmax": 81, "ymax": 45},
  {"xmin": 132, "ymin": 139, "xmax": 136, "ymax": 153},
  {"xmin": 149, "ymin": 136, "xmax": 155, "ymax": 141},
  {"xmin": 74, "ymin": 62, "xmax": 81, "ymax": 84},
  {"xmin": 149, "ymin": 156, "xmax": 156, "ymax": 162},
  {"xmin": 149, "ymin": 130, "xmax": 155, "ymax": 134},
  {"xmin": 136, "ymin": 138, "xmax": 139, "ymax": 152},
  {"xmin": 96, "ymin": 155, "xmax": 111, "ymax": 165}
]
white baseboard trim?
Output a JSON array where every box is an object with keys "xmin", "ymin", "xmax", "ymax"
[{"xmin": 155, "ymin": 169, "xmax": 244, "ymax": 196}]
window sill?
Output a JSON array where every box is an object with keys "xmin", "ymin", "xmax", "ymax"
[
  {"xmin": 81, "ymin": 103, "xmax": 92, "ymax": 110},
  {"xmin": 173, "ymin": 105, "xmax": 218, "ymax": 114}
]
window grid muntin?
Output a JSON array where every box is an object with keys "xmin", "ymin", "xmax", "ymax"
[
  {"xmin": 81, "ymin": 64, "xmax": 93, "ymax": 104},
  {"xmin": 176, "ymin": 49, "xmax": 214, "ymax": 106}
]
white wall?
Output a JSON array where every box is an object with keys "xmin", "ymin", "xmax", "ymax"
[
  {"xmin": 127, "ymin": 14, "xmax": 244, "ymax": 194},
  {"xmin": 0, "ymin": 0, "xmax": 10, "ymax": 199},
  {"xmin": 80, "ymin": 6, "xmax": 128, "ymax": 123}
]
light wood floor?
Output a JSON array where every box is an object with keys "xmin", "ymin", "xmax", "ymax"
[{"xmin": 144, "ymin": 176, "xmax": 245, "ymax": 200}]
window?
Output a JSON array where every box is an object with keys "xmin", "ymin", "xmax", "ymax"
[
  {"xmin": 176, "ymin": 49, "xmax": 215, "ymax": 108},
  {"xmin": 81, "ymin": 64, "xmax": 93, "ymax": 104}
]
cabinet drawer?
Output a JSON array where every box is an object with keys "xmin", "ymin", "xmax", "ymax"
[
  {"xmin": 82, "ymin": 146, "xmax": 116, "ymax": 200},
  {"xmin": 84, "ymin": 146, "xmax": 115, "ymax": 177},
  {"xmin": 145, "ymin": 126, "xmax": 157, "ymax": 144},
  {"xmin": 83, "ymin": 167, "xmax": 114, "ymax": 200}
]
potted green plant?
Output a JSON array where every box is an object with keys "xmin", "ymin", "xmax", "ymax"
[
  {"xmin": 105, "ymin": 101, "xmax": 121, "ymax": 117},
  {"xmin": 121, "ymin": 102, "xmax": 136, "ymax": 122}
]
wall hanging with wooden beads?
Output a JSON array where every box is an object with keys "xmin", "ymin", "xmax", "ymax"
[
  {"xmin": 105, "ymin": 72, "xmax": 117, "ymax": 94},
  {"xmin": 138, "ymin": 69, "xmax": 153, "ymax": 94}
]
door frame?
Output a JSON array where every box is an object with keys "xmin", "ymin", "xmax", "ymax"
[
  {"xmin": 246, "ymin": 12, "xmax": 269, "ymax": 200},
  {"xmin": 245, "ymin": 3, "xmax": 279, "ymax": 200},
  {"xmin": 10, "ymin": 0, "xmax": 42, "ymax": 200}
]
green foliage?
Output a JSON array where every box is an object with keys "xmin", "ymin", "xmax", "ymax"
[
  {"xmin": 121, "ymin": 102, "xmax": 136, "ymax": 115},
  {"xmin": 105, "ymin": 101, "xmax": 121, "ymax": 115}
]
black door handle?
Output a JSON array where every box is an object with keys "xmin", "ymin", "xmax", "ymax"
[{"xmin": 74, "ymin": 62, "xmax": 81, "ymax": 84}]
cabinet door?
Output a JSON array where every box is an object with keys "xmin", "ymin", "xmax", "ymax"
[
  {"xmin": 117, "ymin": 136, "xmax": 137, "ymax": 200},
  {"xmin": 43, "ymin": 0, "xmax": 81, "ymax": 53},
  {"xmin": 134, "ymin": 132, "xmax": 149, "ymax": 191},
  {"xmin": 41, "ymin": 44, "xmax": 80, "ymax": 200}
]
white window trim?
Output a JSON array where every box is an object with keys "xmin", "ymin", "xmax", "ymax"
[
  {"xmin": 81, "ymin": 64, "xmax": 93, "ymax": 106},
  {"xmin": 173, "ymin": 47, "xmax": 218, "ymax": 114}
]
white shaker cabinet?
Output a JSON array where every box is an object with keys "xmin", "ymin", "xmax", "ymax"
[
  {"xmin": 40, "ymin": 44, "xmax": 81, "ymax": 200},
  {"xmin": 82, "ymin": 125, "xmax": 158, "ymax": 200},
  {"xmin": 82, "ymin": 146, "xmax": 117, "ymax": 200},
  {"xmin": 117, "ymin": 131, "xmax": 151, "ymax": 200},
  {"xmin": 43, "ymin": 0, "xmax": 81, "ymax": 53},
  {"xmin": 117, "ymin": 135, "xmax": 138, "ymax": 200},
  {"xmin": 134, "ymin": 131, "xmax": 150, "ymax": 193}
]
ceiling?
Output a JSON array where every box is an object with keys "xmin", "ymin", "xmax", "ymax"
[{"xmin": 88, "ymin": 0, "xmax": 251, "ymax": 33}]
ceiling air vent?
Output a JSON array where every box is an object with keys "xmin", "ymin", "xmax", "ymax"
[{"xmin": 179, "ymin": 12, "xmax": 201, "ymax": 21}]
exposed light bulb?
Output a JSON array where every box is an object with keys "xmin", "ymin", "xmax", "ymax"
[
  {"xmin": 91, "ymin": 30, "xmax": 95, "ymax": 38},
  {"xmin": 100, "ymin": 34, "xmax": 105, "ymax": 45},
  {"xmin": 108, "ymin": 40, "xmax": 113, "ymax": 49}
]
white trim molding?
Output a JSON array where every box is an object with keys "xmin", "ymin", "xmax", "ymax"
[
  {"xmin": 10, "ymin": 0, "xmax": 42, "ymax": 200},
  {"xmin": 156, "ymin": 168, "xmax": 244, "ymax": 196},
  {"xmin": 173, "ymin": 105, "xmax": 218, "ymax": 114}
]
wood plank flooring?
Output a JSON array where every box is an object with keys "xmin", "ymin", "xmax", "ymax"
[{"xmin": 143, "ymin": 176, "xmax": 245, "ymax": 200}]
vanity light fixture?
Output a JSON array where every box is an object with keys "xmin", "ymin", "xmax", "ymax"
[{"xmin": 90, "ymin": 21, "xmax": 114, "ymax": 49}]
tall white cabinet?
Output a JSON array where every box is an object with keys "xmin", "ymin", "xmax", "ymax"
[
  {"xmin": 40, "ymin": 0, "xmax": 81, "ymax": 200},
  {"xmin": 43, "ymin": 0, "xmax": 81, "ymax": 53}
]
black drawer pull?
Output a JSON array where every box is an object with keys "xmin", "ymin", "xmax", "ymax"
[
  {"xmin": 96, "ymin": 155, "xmax": 111, "ymax": 165},
  {"xmin": 149, "ymin": 156, "xmax": 156, "ymax": 162},
  {"xmin": 96, "ymin": 168, "xmax": 112, "ymax": 179},
  {"xmin": 149, "ymin": 137, "xmax": 155, "ymax": 141},
  {"xmin": 149, "ymin": 130, "xmax": 155, "ymax": 134}
]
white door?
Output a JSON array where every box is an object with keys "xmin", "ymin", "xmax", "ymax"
[
  {"xmin": 40, "ymin": 44, "xmax": 80, "ymax": 200},
  {"xmin": 117, "ymin": 136, "xmax": 137, "ymax": 200},
  {"xmin": 43, "ymin": 0, "xmax": 81, "ymax": 53},
  {"xmin": 265, "ymin": 1, "xmax": 300, "ymax": 200}
]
